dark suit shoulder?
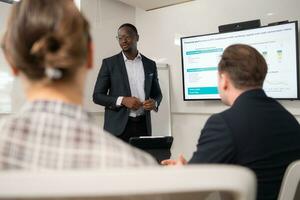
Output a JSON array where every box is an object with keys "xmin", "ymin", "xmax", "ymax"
[
  {"xmin": 218, "ymin": 89, "xmax": 300, "ymax": 160},
  {"xmin": 205, "ymin": 113, "xmax": 226, "ymax": 126},
  {"xmin": 100, "ymin": 53, "xmax": 124, "ymax": 73},
  {"xmin": 141, "ymin": 54, "xmax": 156, "ymax": 65},
  {"xmin": 103, "ymin": 53, "xmax": 122, "ymax": 62},
  {"xmin": 189, "ymin": 113, "xmax": 237, "ymax": 164},
  {"xmin": 204, "ymin": 113, "xmax": 235, "ymax": 140}
]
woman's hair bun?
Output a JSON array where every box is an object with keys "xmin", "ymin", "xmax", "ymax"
[
  {"xmin": 46, "ymin": 35, "xmax": 61, "ymax": 53},
  {"xmin": 30, "ymin": 34, "xmax": 62, "ymax": 59},
  {"xmin": 3, "ymin": 0, "xmax": 91, "ymax": 80}
]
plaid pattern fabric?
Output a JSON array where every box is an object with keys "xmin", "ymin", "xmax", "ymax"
[{"xmin": 0, "ymin": 100, "xmax": 157, "ymax": 170}]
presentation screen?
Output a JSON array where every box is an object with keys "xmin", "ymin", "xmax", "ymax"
[{"xmin": 181, "ymin": 21, "xmax": 299, "ymax": 100}]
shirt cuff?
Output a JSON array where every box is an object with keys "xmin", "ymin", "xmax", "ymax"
[
  {"xmin": 154, "ymin": 100, "xmax": 158, "ymax": 112},
  {"xmin": 116, "ymin": 96, "xmax": 124, "ymax": 106}
]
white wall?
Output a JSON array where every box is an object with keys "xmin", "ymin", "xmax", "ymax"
[
  {"xmin": 135, "ymin": 0, "xmax": 300, "ymax": 159},
  {"xmin": 0, "ymin": 2, "xmax": 18, "ymax": 113},
  {"xmin": 0, "ymin": 2, "xmax": 10, "ymax": 56}
]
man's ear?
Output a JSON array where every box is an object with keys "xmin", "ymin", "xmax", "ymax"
[
  {"xmin": 136, "ymin": 34, "xmax": 139, "ymax": 42},
  {"xmin": 219, "ymin": 72, "xmax": 225, "ymax": 89},
  {"xmin": 86, "ymin": 41, "xmax": 93, "ymax": 69},
  {"xmin": 11, "ymin": 66, "xmax": 19, "ymax": 76},
  {"xmin": 223, "ymin": 73, "xmax": 229, "ymax": 90},
  {"xmin": 3, "ymin": 50, "xmax": 19, "ymax": 76},
  {"xmin": 219, "ymin": 72, "xmax": 230, "ymax": 91},
  {"xmin": 223, "ymin": 73, "xmax": 231, "ymax": 90}
]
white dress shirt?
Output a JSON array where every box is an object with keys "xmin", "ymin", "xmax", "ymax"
[{"xmin": 116, "ymin": 52, "xmax": 145, "ymax": 117}]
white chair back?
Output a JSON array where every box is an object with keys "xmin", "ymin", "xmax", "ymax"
[
  {"xmin": 0, "ymin": 165, "xmax": 256, "ymax": 200},
  {"xmin": 278, "ymin": 160, "xmax": 300, "ymax": 200}
]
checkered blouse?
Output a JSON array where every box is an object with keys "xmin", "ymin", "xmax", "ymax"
[{"xmin": 0, "ymin": 100, "xmax": 156, "ymax": 170}]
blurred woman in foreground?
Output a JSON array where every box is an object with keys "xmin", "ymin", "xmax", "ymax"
[{"xmin": 0, "ymin": 0, "xmax": 155, "ymax": 169}]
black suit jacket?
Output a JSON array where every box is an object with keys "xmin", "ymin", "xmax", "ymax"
[
  {"xmin": 189, "ymin": 89, "xmax": 300, "ymax": 200},
  {"xmin": 93, "ymin": 52, "xmax": 162, "ymax": 136}
]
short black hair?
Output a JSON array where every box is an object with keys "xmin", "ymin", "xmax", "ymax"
[{"xmin": 118, "ymin": 23, "xmax": 138, "ymax": 35}]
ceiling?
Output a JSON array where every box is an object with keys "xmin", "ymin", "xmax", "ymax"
[{"xmin": 118, "ymin": 0, "xmax": 194, "ymax": 11}]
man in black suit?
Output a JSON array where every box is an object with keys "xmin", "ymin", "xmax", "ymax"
[
  {"xmin": 162, "ymin": 44, "xmax": 300, "ymax": 200},
  {"xmin": 93, "ymin": 23, "xmax": 162, "ymax": 142}
]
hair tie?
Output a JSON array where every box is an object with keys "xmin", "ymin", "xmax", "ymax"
[{"xmin": 45, "ymin": 68, "xmax": 63, "ymax": 80}]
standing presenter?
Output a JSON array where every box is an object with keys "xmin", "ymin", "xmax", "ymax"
[{"xmin": 93, "ymin": 23, "xmax": 162, "ymax": 142}]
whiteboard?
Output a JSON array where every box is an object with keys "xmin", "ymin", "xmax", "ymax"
[
  {"xmin": 151, "ymin": 64, "xmax": 171, "ymax": 136},
  {"xmin": 84, "ymin": 64, "xmax": 172, "ymax": 136}
]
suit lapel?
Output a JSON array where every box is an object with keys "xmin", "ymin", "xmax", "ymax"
[
  {"xmin": 142, "ymin": 55, "xmax": 152, "ymax": 99},
  {"xmin": 118, "ymin": 52, "xmax": 131, "ymax": 96}
]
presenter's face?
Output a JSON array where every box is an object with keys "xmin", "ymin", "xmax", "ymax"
[{"xmin": 117, "ymin": 27, "xmax": 138, "ymax": 52}]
